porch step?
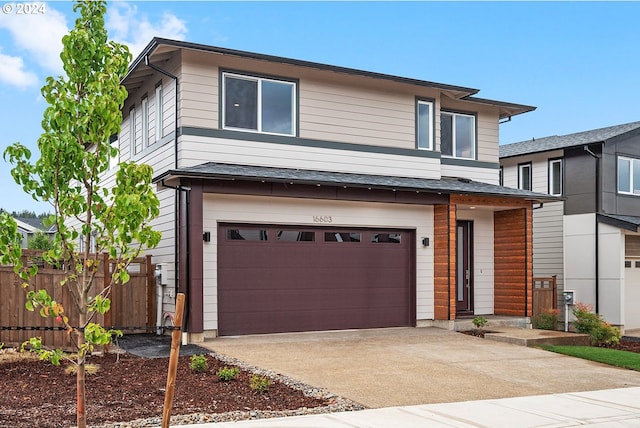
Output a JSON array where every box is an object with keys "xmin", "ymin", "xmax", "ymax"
[
  {"xmin": 453, "ymin": 316, "xmax": 531, "ymax": 332},
  {"xmin": 484, "ymin": 327, "xmax": 591, "ymax": 347}
]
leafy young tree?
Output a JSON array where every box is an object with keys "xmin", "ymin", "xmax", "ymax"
[{"xmin": 0, "ymin": 1, "xmax": 161, "ymax": 427}]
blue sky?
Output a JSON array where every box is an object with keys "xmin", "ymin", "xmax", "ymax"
[{"xmin": 1, "ymin": 1, "xmax": 639, "ymax": 213}]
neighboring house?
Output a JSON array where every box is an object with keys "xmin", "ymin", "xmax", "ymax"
[
  {"xmin": 111, "ymin": 37, "xmax": 555, "ymax": 341},
  {"xmin": 14, "ymin": 217, "xmax": 56, "ymax": 248},
  {"xmin": 500, "ymin": 122, "xmax": 640, "ymax": 331}
]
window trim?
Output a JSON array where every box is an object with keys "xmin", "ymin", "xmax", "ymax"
[
  {"xmin": 141, "ymin": 95, "xmax": 149, "ymax": 149},
  {"xmin": 155, "ymin": 82, "xmax": 163, "ymax": 144},
  {"xmin": 416, "ymin": 98, "xmax": 434, "ymax": 151},
  {"xmin": 548, "ymin": 158, "xmax": 563, "ymax": 196},
  {"xmin": 440, "ymin": 109, "xmax": 477, "ymax": 160},
  {"xmin": 518, "ymin": 162, "xmax": 532, "ymax": 191},
  {"xmin": 130, "ymin": 105, "xmax": 141, "ymax": 155},
  {"xmin": 221, "ymin": 70, "xmax": 298, "ymax": 137},
  {"xmin": 617, "ymin": 155, "xmax": 640, "ymax": 196}
]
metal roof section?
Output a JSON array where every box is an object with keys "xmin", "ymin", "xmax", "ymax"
[
  {"xmin": 500, "ymin": 121, "xmax": 640, "ymax": 159},
  {"xmin": 155, "ymin": 162, "xmax": 560, "ymax": 203},
  {"xmin": 598, "ymin": 213, "xmax": 640, "ymax": 232},
  {"xmin": 124, "ymin": 37, "xmax": 535, "ymax": 117}
]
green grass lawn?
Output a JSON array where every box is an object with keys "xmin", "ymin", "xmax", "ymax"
[{"xmin": 540, "ymin": 345, "xmax": 640, "ymax": 371}]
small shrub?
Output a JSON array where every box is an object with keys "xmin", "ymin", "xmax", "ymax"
[
  {"xmin": 533, "ymin": 309, "xmax": 559, "ymax": 330},
  {"xmin": 217, "ymin": 366, "xmax": 240, "ymax": 382},
  {"xmin": 249, "ymin": 374, "xmax": 273, "ymax": 393},
  {"xmin": 189, "ymin": 354, "xmax": 209, "ymax": 373},
  {"xmin": 571, "ymin": 302, "xmax": 621, "ymax": 346},
  {"xmin": 472, "ymin": 316, "xmax": 488, "ymax": 330}
]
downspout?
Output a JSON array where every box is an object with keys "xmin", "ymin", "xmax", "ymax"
[
  {"xmin": 584, "ymin": 145, "xmax": 600, "ymax": 313},
  {"xmin": 144, "ymin": 54, "xmax": 184, "ymax": 324}
]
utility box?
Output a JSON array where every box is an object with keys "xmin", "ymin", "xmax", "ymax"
[
  {"xmin": 562, "ymin": 290, "xmax": 575, "ymax": 306},
  {"xmin": 155, "ymin": 263, "xmax": 168, "ymax": 286}
]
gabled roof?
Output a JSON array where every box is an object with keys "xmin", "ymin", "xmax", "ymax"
[
  {"xmin": 499, "ymin": 121, "xmax": 640, "ymax": 159},
  {"xmin": 125, "ymin": 37, "xmax": 535, "ymax": 119},
  {"xmin": 14, "ymin": 217, "xmax": 56, "ymax": 233},
  {"xmin": 154, "ymin": 162, "xmax": 560, "ymax": 203}
]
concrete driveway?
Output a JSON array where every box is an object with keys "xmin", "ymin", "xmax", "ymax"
[{"xmin": 202, "ymin": 327, "xmax": 640, "ymax": 408}]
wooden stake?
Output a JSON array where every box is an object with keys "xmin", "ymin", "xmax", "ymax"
[{"xmin": 161, "ymin": 292, "xmax": 185, "ymax": 428}]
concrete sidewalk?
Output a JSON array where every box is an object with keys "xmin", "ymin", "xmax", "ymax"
[{"xmin": 184, "ymin": 387, "xmax": 640, "ymax": 427}]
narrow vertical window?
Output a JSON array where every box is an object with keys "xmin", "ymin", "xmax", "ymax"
[
  {"xmin": 518, "ymin": 163, "xmax": 532, "ymax": 191},
  {"xmin": 131, "ymin": 106, "xmax": 141, "ymax": 155},
  {"xmin": 141, "ymin": 96, "xmax": 149, "ymax": 149},
  {"xmin": 155, "ymin": 84, "xmax": 163, "ymax": 142},
  {"xmin": 549, "ymin": 158, "xmax": 563, "ymax": 196},
  {"xmin": 417, "ymin": 100, "xmax": 433, "ymax": 150},
  {"xmin": 499, "ymin": 166, "xmax": 504, "ymax": 186},
  {"xmin": 108, "ymin": 134, "xmax": 119, "ymax": 170}
]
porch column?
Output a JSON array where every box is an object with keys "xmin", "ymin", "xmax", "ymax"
[{"xmin": 434, "ymin": 204, "xmax": 456, "ymax": 320}]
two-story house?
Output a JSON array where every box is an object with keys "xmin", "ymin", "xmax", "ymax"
[
  {"xmin": 113, "ymin": 37, "xmax": 555, "ymax": 342},
  {"xmin": 500, "ymin": 122, "xmax": 640, "ymax": 332}
]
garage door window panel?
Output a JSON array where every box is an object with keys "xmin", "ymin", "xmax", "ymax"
[
  {"xmin": 277, "ymin": 230, "xmax": 315, "ymax": 242},
  {"xmin": 324, "ymin": 232, "xmax": 362, "ymax": 242},
  {"xmin": 372, "ymin": 233, "xmax": 402, "ymax": 243},
  {"xmin": 227, "ymin": 229, "xmax": 269, "ymax": 241}
]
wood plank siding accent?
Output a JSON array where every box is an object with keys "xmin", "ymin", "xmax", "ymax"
[
  {"xmin": 434, "ymin": 204, "xmax": 455, "ymax": 320},
  {"xmin": 494, "ymin": 207, "xmax": 533, "ymax": 316}
]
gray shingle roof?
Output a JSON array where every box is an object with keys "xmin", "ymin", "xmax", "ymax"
[
  {"xmin": 155, "ymin": 162, "xmax": 559, "ymax": 202},
  {"xmin": 598, "ymin": 213, "xmax": 640, "ymax": 232},
  {"xmin": 499, "ymin": 121, "xmax": 640, "ymax": 159}
]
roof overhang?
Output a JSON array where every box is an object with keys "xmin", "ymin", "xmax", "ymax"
[
  {"xmin": 154, "ymin": 162, "xmax": 561, "ymax": 204},
  {"xmin": 598, "ymin": 213, "xmax": 640, "ymax": 233}
]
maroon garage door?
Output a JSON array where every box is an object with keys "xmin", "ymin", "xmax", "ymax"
[{"xmin": 217, "ymin": 224, "xmax": 414, "ymax": 336}]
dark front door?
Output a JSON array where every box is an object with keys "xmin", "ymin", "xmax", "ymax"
[{"xmin": 456, "ymin": 221, "xmax": 473, "ymax": 314}]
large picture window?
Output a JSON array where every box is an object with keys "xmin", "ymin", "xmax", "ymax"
[
  {"xmin": 416, "ymin": 100, "xmax": 433, "ymax": 150},
  {"xmin": 618, "ymin": 156, "xmax": 640, "ymax": 195},
  {"xmin": 549, "ymin": 158, "xmax": 563, "ymax": 196},
  {"xmin": 441, "ymin": 111, "xmax": 476, "ymax": 159},
  {"xmin": 223, "ymin": 72, "xmax": 296, "ymax": 136}
]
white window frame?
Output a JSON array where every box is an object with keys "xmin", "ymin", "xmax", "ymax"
[
  {"xmin": 131, "ymin": 106, "xmax": 141, "ymax": 155},
  {"xmin": 618, "ymin": 155, "xmax": 640, "ymax": 195},
  {"xmin": 441, "ymin": 111, "xmax": 476, "ymax": 160},
  {"xmin": 155, "ymin": 84, "xmax": 163, "ymax": 142},
  {"xmin": 141, "ymin": 96, "xmax": 149, "ymax": 149},
  {"xmin": 416, "ymin": 99, "xmax": 433, "ymax": 150},
  {"xmin": 518, "ymin": 163, "xmax": 532, "ymax": 191},
  {"xmin": 548, "ymin": 158, "xmax": 563, "ymax": 196},
  {"xmin": 222, "ymin": 72, "xmax": 296, "ymax": 136}
]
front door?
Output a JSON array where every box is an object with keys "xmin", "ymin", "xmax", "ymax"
[{"xmin": 456, "ymin": 221, "xmax": 473, "ymax": 314}]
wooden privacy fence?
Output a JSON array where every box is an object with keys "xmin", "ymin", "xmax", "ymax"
[
  {"xmin": 532, "ymin": 275, "xmax": 557, "ymax": 319},
  {"xmin": 0, "ymin": 251, "xmax": 155, "ymax": 350}
]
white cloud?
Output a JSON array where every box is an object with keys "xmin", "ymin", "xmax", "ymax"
[
  {"xmin": 106, "ymin": 3, "xmax": 188, "ymax": 59},
  {"xmin": 0, "ymin": 52, "xmax": 38, "ymax": 87},
  {"xmin": 0, "ymin": 5, "xmax": 68, "ymax": 75}
]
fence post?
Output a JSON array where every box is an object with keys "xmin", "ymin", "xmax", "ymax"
[{"xmin": 146, "ymin": 254, "xmax": 154, "ymax": 328}]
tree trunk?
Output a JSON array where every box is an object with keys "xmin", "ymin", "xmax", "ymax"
[{"xmin": 77, "ymin": 294, "xmax": 87, "ymax": 428}]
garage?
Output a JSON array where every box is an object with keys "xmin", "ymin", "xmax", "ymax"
[{"xmin": 217, "ymin": 223, "xmax": 415, "ymax": 335}]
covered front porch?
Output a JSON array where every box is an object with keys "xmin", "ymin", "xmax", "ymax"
[{"xmin": 433, "ymin": 194, "xmax": 534, "ymax": 323}]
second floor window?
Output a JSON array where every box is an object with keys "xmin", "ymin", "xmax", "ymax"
[
  {"xmin": 223, "ymin": 72, "xmax": 296, "ymax": 136},
  {"xmin": 416, "ymin": 99, "xmax": 433, "ymax": 150},
  {"xmin": 618, "ymin": 156, "xmax": 640, "ymax": 195},
  {"xmin": 549, "ymin": 158, "xmax": 563, "ymax": 196},
  {"xmin": 441, "ymin": 111, "xmax": 476, "ymax": 159},
  {"xmin": 518, "ymin": 162, "xmax": 532, "ymax": 191}
]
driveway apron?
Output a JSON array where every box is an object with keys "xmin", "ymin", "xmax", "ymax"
[{"xmin": 201, "ymin": 327, "xmax": 640, "ymax": 408}]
